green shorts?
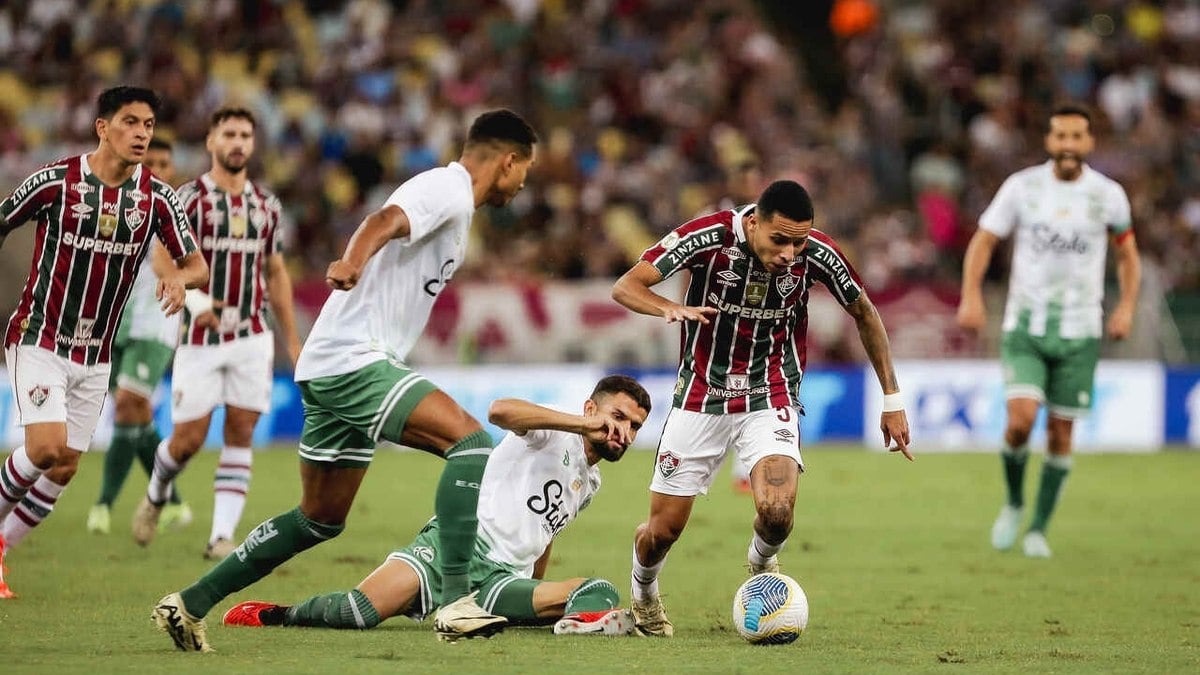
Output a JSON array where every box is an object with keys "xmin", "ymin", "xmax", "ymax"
[
  {"xmin": 388, "ymin": 518, "xmax": 538, "ymax": 622},
  {"xmin": 109, "ymin": 339, "xmax": 174, "ymax": 399},
  {"xmin": 1001, "ymin": 329, "xmax": 1101, "ymax": 418},
  {"xmin": 297, "ymin": 359, "xmax": 438, "ymax": 468}
]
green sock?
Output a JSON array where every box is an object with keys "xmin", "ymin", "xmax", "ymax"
[
  {"xmin": 98, "ymin": 423, "xmax": 141, "ymax": 506},
  {"xmin": 564, "ymin": 578, "xmax": 621, "ymax": 614},
  {"xmin": 284, "ymin": 589, "xmax": 381, "ymax": 629},
  {"xmin": 135, "ymin": 426, "xmax": 182, "ymax": 505},
  {"xmin": 1001, "ymin": 444, "xmax": 1029, "ymax": 508},
  {"xmin": 179, "ymin": 507, "xmax": 343, "ymax": 618},
  {"xmin": 1029, "ymin": 454, "xmax": 1071, "ymax": 533},
  {"xmin": 435, "ymin": 430, "xmax": 493, "ymax": 604}
]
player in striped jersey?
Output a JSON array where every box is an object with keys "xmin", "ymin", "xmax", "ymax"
[
  {"xmin": 86, "ymin": 138, "xmax": 192, "ymax": 536},
  {"xmin": 612, "ymin": 180, "xmax": 913, "ymax": 635},
  {"xmin": 0, "ymin": 86, "xmax": 208, "ymax": 598},
  {"xmin": 132, "ymin": 108, "xmax": 302, "ymax": 561},
  {"xmin": 221, "ymin": 376, "xmax": 650, "ymax": 636},
  {"xmin": 148, "ymin": 109, "xmax": 537, "ymax": 651}
]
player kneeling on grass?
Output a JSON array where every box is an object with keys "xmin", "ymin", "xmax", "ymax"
[{"xmin": 224, "ymin": 375, "xmax": 651, "ymax": 636}]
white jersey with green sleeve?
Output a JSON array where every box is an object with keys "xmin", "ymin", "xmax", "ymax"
[
  {"xmin": 979, "ymin": 161, "xmax": 1132, "ymax": 339},
  {"xmin": 120, "ymin": 254, "xmax": 181, "ymax": 347},
  {"xmin": 294, "ymin": 162, "xmax": 474, "ymax": 381},
  {"xmin": 476, "ymin": 414, "xmax": 602, "ymax": 578}
]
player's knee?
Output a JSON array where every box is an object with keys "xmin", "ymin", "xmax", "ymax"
[
  {"xmin": 170, "ymin": 428, "xmax": 206, "ymax": 458},
  {"xmin": 113, "ymin": 389, "xmax": 151, "ymax": 424},
  {"xmin": 756, "ymin": 501, "xmax": 794, "ymax": 539},
  {"xmin": 1004, "ymin": 424, "xmax": 1032, "ymax": 448},
  {"xmin": 640, "ymin": 518, "xmax": 684, "ymax": 551},
  {"xmin": 43, "ymin": 452, "xmax": 80, "ymax": 484}
]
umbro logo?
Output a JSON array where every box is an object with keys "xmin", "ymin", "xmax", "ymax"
[
  {"xmin": 774, "ymin": 428, "xmax": 795, "ymax": 443},
  {"xmin": 716, "ymin": 270, "xmax": 740, "ymax": 282}
]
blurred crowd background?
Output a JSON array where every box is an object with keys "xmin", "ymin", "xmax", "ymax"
[{"xmin": 1, "ymin": 0, "xmax": 1198, "ymax": 362}]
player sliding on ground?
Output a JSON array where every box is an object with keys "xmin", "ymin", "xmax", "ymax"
[
  {"xmin": 222, "ymin": 376, "xmax": 650, "ymax": 636},
  {"xmin": 150, "ymin": 109, "xmax": 538, "ymax": 650}
]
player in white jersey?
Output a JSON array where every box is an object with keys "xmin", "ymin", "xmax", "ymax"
[
  {"xmin": 131, "ymin": 107, "xmax": 302, "ymax": 561},
  {"xmin": 958, "ymin": 104, "xmax": 1141, "ymax": 558},
  {"xmin": 0, "ymin": 87, "xmax": 208, "ymax": 599},
  {"xmin": 150, "ymin": 109, "xmax": 538, "ymax": 651},
  {"xmin": 86, "ymin": 138, "xmax": 192, "ymax": 536},
  {"xmin": 220, "ymin": 376, "xmax": 650, "ymax": 635}
]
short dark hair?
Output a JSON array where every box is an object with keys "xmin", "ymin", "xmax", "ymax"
[
  {"xmin": 148, "ymin": 138, "xmax": 172, "ymax": 152},
  {"xmin": 96, "ymin": 86, "xmax": 160, "ymax": 120},
  {"xmin": 1048, "ymin": 104, "xmax": 1092, "ymax": 133},
  {"xmin": 755, "ymin": 180, "xmax": 814, "ymax": 223},
  {"xmin": 591, "ymin": 375, "xmax": 652, "ymax": 414},
  {"xmin": 466, "ymin": 109, "xmax": 537, "ymax": 158},
  {"xmin": 210, "ymin": 106, "xmax": 257, "ymax": 130}
]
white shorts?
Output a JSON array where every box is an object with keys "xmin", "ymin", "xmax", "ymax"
[
  {"xmin": 5, "ymin": 345, "xmax": 110, "ymax": 451},
  {"xmin": 171, "ymin": 332, "xmax": 274, "ymax": 423},
  {"xmin": 651, "ymin": 407, "xmax": 805, "ymax": 497}
]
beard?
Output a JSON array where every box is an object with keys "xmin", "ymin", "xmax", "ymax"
[{"xmin": 218, "ymin": 153, "xmax": 248, "ymax": 174}]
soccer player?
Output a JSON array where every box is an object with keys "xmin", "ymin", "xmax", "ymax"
[
  {"xmin": 86, "ymin": 137, "xmax": 192, "ymax": 535},
  {"xmin": 0, "ymin": 86, "xmax": 208, "ymax": 598},
  {"xmin": 957, "ymin": 104, "xmax": 1141, "ymax": 559},
  {"xmin": 221, "ymin": 375, "xmax": 650, "ymax": 636},
  {"xmin": 611, "ymin": 179, "xmax": 913, "ymax": 636},
  {"xmin": 150, "ymin": 109, "xmax": 537, "ymax": 650},
  {"xmin": 132, "ymin": 107, "xmax": 302, "ymax": 560}
]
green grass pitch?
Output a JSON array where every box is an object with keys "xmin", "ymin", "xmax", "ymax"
[{"xmin": 0, "ymin": 446, "xmax": 1197, "ymax": 673}]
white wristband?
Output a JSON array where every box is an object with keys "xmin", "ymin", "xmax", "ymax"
[
  {"xmin": 882, "ymin": 392, "xmax": 904, "ymax": 413},
  {"xmin": 184, "ymin": 289, "xmax": 213, "ymax": 316}
]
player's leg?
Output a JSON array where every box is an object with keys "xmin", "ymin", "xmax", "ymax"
[
  {"xmin": 545, "ymin": 578, "xmax": 635, "ymax": 635},
  {"xmin": 0, "ymin": 347, "xmax": 73, "ymax": 524},
  {"xmin": 117, "ymin": 339, "xmax": 189, "ymax": 523},
  {"xmin": 1023, "ymin": 337, "xmax": 1099, "ymax": 558},
  {"xmin": 2, "ymin": 350, "xmax": 107, "ymax": 546},
  {"xmin": 737, "ymin": 407, "xmax": 804, "ymax": 575},
  {"xmin": 206, "ymin": 333, "xmax": 273, "ymax": 558},
  {"xmin": 993, "ymin": 328, "xmax": 1048, "ymax": 550},
  {"xmin": 134, "ymin": 344, "xmax": 219, "ymax": 545},
  {"xmin": 630, "ymin": 409, "xmax": 726, "ymax": 636}
]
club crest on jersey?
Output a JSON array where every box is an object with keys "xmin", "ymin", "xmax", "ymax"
[
  {"xmin": 98, "ymin": 214, "xmax": 118, "ymax": 238},
  {"xmin": 28, "ymin": 385, "xmax": 50, "ymax": 408},
  {"xmin": 75, "ymin": 318, "xmax": 95, "ymax": 339},
  {"xmin": 745, "ymin": 281, "xmax": 767, "ymax": 306},
  {"xmin": 71, "ymin": 181, "xmax": 94, "ymax": 196},
  {"xmin": 125, "ymin": 207, "xmax": 146, "ymax": 231},
  {"xmin": 656, "ymin": 450, "xmax": 682, "ymax": 478},
  {"xmin": 777, "ymin": 272, "xmax": 800, "ymax": 297}
]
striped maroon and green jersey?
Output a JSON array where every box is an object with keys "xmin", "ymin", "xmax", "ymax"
[
  {"xmin": 177, "ymin": 173, "xmax": 284, "ymax": 346},
  {"xmin": 1, "ymin": 155, "xmax": 197, "ymax": 366},
  {"xmin": 642, "ymin": 205, "xmax": 864, "ymax": 414}
]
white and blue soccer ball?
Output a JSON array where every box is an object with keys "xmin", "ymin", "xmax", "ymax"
[{"xmin": 732, "ymin": 572, "xmax": 809, "ymax": 645}]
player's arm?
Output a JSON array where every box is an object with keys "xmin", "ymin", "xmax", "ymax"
[
  {"xmin": 1107, "ymin": 231, "xmax": 1141, "ymax": 340},
  {"xmin": 488, "ymin": 399, "xmax": 631, "ymax": 447},
  {"xmin": 612, "ymin": 260, "xmax": 718, "ymax": 324},
  {"xmin": 149, "ymin": 241, "xmax": 174, "ymax": 279},
  {"xmin": 844, "ymin": 293, "xmax": 913, "ymax": 460},
  {"xmin": 265, "ymin": 253, "xmax": 303, "ymax": 366},
  {"xmin": 532, "ymin": 542, "xmax": 553, "ymax": 580},
  {"xmin": 956, "ymin": 228, "xmax": 1000, "ymax": 331},
  {"xmin": 325, "ymin": 204, "xmax": 410, "ymax": 291}
]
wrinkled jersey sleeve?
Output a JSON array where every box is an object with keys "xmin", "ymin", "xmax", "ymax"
[
  {"xmin": 640, "ymin": 213, "xmax": 727, "ymax": 279},
  {"xmin": 152, "ymin": 180, "xmax": 198, "ymax": 259},
  {"xmin": 805, "ymin": 230, "xmax": 864, "ymax": 308}
]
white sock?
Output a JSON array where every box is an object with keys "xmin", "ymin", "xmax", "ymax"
[
  {"xmin": 0, "ymin": 446, "xmax": 43, "ymax": 522},
  {"xmin": 210, "ymin": 446, "xmax": 252, "ymax": 543},
  {"xmin": 748, "ymin": 532, "xmax": 783, "ymax": 565},
  {"xmin": 631, "ymin": 547, "xmax": 665, "ymax": 602},
  {"xmin": 147, "ymin": 439, "xmax": 182, "ymax": 505},
  {"xmin": 2, "ymin": 475, "xmax": 66, "ymax": 547}
]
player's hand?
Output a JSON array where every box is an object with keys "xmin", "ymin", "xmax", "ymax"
[
  {"xmin": 663, "ymin": 304, "xmax": 719, "ymax": 325},
  {"xmin": 326, "ymin": 260, "xmax": 360, "ymax": 291},
  {"xmin": 192, "ymin": 300, "xmax": 224, "ymax": 329},
  {"xmin": 1106, "ymin": 303, "xmax": 1134, "ymax": 340},
  {"xmin": 881, "ymin": 410, "xmax": 913, "ymax": 461},
  {"xmin": 583, "ymin": 413, "xmax": 632, "ymax": 449},
  {"xmin": 956, "ymin": 295, "xmax": 986, "ymax": 332},
  {"xmin": 156, "ymin": 277, "xmax": 187, "ymax": 316}
]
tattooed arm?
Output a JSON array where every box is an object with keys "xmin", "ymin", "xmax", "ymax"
[{"xmin": 844, "ymin": 293, "xmax": 913, "ymax": 460}]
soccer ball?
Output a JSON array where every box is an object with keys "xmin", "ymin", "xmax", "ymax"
[{"xmin": 732, "ymin": 572, "xmax": 809, "ymax": 645}]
